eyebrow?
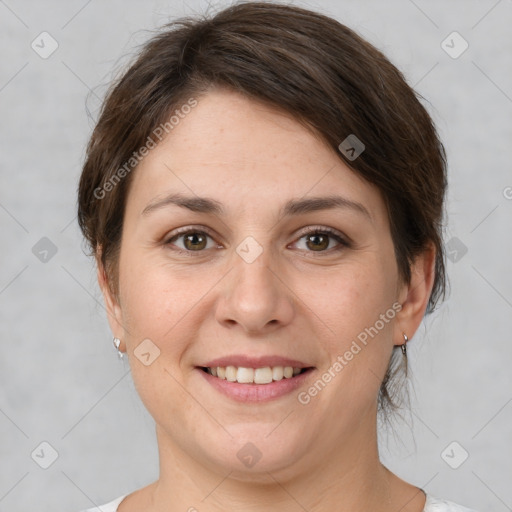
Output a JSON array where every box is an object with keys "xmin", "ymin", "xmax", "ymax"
[{"xmin": 141, "ymin": 192, "xmax": 372, "ymax": 222}]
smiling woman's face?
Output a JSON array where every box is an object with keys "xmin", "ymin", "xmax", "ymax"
[{"xmin": 101, "ymin": 88, "xmax": 431, "ymax": 480}]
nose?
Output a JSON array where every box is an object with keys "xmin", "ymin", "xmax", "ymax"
[{"xmin": 215, "ymin": 244, "xmax": 295, "ymax": 334}]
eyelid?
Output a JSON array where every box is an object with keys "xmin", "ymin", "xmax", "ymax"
[
  {"xmin": 165, "ymin": 224, "xmax": 217, "ymax": 239},
  {"xmin": 164, "ymin": 225, "xmax": 222, "ymax": 249},
  {"xmin": 291, "ymin": 225, "xmax": 350, "ymax": 251},
  {"xmin": 294, "ymin": 224, "xmax": 347, "ymax": 240},
  {"xmin": 164, "ymin": 224, "xmax": 350, "ymax": 253}
]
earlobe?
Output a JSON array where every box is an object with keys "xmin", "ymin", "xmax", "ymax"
[{"xmin": 393, "ymin": 243, "xmax": 436, "ymax": 346}]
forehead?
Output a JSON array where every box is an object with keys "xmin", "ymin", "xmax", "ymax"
[{"xmin": 126, "ymin": 89, "xmax": 385, "ymax": 223}]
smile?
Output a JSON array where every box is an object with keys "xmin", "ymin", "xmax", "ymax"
[
  {"xmin": 196, "ymin": 365, "xmax": 315, "ymax": 402},
  {"xmin": 201, "ymin": 365, "xmax": 311, "ymax": 384}
]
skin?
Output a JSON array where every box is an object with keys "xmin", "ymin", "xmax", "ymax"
[{"xmin": 98, "ymin": 88, "xmax": 435, "ymax": 512}]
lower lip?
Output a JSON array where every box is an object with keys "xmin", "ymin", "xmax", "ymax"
[{"xmin": 196, "ymin": 367, "xmax": 315, "ymax": 403}]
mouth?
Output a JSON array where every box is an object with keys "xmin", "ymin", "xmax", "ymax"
[
  {"xmin": 196, "ymin": 357, "xmax": 315, "ymax": 403},
  {"xmin": 198, "ymin": 365, "xmax": 314, "ymax": 384}
]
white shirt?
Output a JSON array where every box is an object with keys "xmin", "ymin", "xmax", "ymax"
[{"xmin": 81, "ymin": 494, "xmax": 479, "ymax": 511}]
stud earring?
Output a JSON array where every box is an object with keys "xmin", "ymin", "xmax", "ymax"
[
  {"xmin": 401, "ymin": 333, "xmax": 408, "ymax": 356},
  {"xmin": 112, "ymin": 337, "xmax": 124, "ymax": 359}
]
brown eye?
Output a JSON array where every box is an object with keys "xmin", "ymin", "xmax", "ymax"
[
  {"xmin": 293, "ymin": 228, "xmax": 348, "ymax": 253},
  {"xmin": 183, "ymin": 232, "xmax": 208, "ymax": 251},
  {"xmin": 166, "ymin": 230, "xmax": 216, "ymax": 252},
  {"xmin": 305, "ymin": 233, "xmax": 330, "ymax": 251}
]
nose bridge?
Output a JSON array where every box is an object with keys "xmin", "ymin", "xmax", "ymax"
[
  {"xmin": 234, "ymin": 243, "xmax": 275, "ymax": 296},
  {"xmin": 215, "ymin": 235, "xmax": 294, "ymax": 333}
]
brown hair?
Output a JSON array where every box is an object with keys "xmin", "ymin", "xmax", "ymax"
[{"xmin": 78, "ymin": 1, "xmax": 447, "ymax": 415}]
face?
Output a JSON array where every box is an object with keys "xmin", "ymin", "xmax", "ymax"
[{"xmin": 101, "ymin": 88, "xmax": 430, "ymax": 481}]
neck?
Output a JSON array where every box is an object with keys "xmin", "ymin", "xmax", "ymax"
[{"xmin": 146, "ymin": 406, "xmax": 413, "ymax": 512}]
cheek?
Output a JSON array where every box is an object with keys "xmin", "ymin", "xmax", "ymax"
[
  {"xmin": 117, "ymin": 251, "xmax": 222, "ymax": 367},
  {"xmin": 298, "ymin": 260, "xmax": 397, "ymax": 348},
  {"xmin": 117, "ymin": 256, "xmax": 197, "ymax": 420},
  {"xmin": 118, "ymin": 250, "xmax": 191, "ymax": 334},
  {"xmin": 305, "ymin": 258, "xmax": 399, "ymax": 403}
]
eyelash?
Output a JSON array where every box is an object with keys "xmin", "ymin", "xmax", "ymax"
[{"xmin": 164, "ymin": 225, "xmax": 350, "ymax": 256}]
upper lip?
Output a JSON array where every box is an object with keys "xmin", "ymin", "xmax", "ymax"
[{"xmin": 199, "ymin": 355, "xmax": 314, "ymax": 369}]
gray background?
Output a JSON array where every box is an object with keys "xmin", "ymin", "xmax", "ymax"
[{"xmin": 0, "ymin": 0, "xmax": 511, "ymax": 510}]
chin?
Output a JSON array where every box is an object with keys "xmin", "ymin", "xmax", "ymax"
[{"xmin": 202, "ymin": 423, "xmax": 311, "ymax": 477}]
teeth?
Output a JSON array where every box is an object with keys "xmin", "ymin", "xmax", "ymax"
[
  {"xmin": 225, "ymin": 365, "xmax": 237, "ymax": 382},
  {"xmin": 205, "ymin": 365, "xmax": 305, "ymax": 384},
  {"xmin": 272, "ymin": 366, "xmax": 284, "ymax": 380},
  {"xmin": 254, "ymin": 367, "xmax": 273, "ymax": 384},
  {"xmin": 236, "ymin": 367, "xmax": 254, "ymax": 383}
]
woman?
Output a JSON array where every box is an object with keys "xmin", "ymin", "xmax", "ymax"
[{"xmin": 77, "ymin": 2, "xmax": 477, "ymax": 511}]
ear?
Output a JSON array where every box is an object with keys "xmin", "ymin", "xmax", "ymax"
[
  {"xmin": 96, "ymin": 251, "xmax": 127, "ymax": 354},
  {"xmin": 393, "ymin": 242, "xmax": 436, "ymax": 346}
]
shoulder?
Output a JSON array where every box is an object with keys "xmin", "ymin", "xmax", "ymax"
[
  {"xmin": 79, "ymin": 495, "xmax": 127, "ymax": 512},
  {"xmin": 424, "ymin": 494, "xmax": 479, "ymax": 512}
]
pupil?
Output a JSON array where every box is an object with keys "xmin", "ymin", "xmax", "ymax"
[
  {"xmin": 307, "ymin": 234, "xmax": 328, "ymax": 251},
  {"xmin": 185, "ymin": 233, "xmax": 206, "ymax": 250}
]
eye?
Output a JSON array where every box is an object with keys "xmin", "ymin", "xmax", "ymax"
[
  {"xmin": 165, "ymin": 227, "xmax": 218, "ymax": 252},
  {"xmin": 292, "ymin": 227, "xmax": 349, "ymax": 253},
  {"xmin": 164, "ymin": 226, "xmax": 349, "ymax": 254}
]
